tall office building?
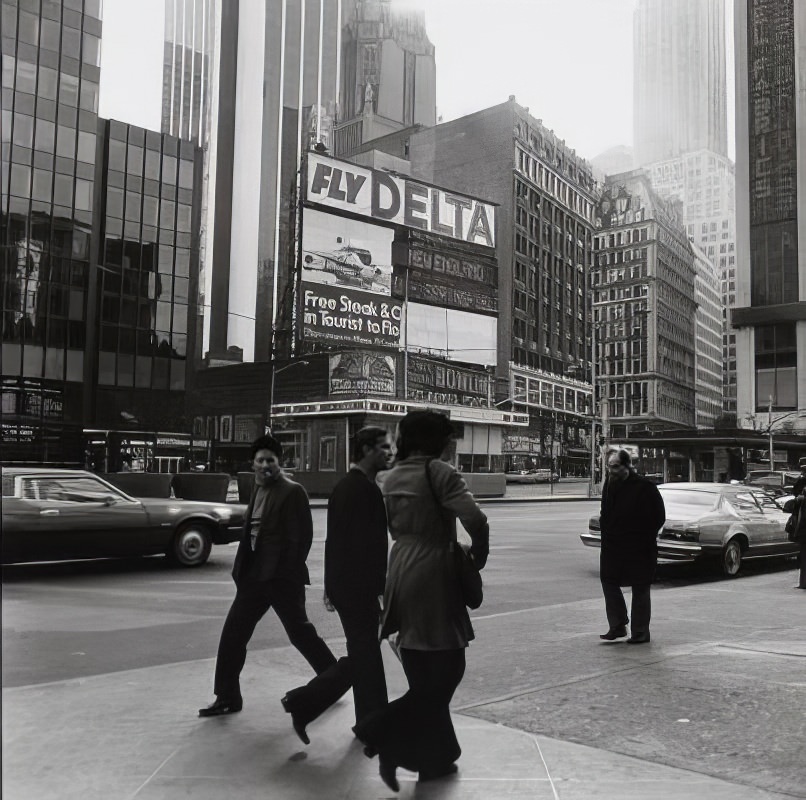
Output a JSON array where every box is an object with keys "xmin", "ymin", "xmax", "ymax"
[
  {"xmin": 1, "ymin": 0, "xmax": 103, "ymax": 464},
  {"xmin": 634, "ymin": 0, "xmax": 727, "ymax": 166},
  {"xmin": 634, "ymin": 0, "xmax": 735, "ymax": 417},
  {"xmin": 734, "ymin": 0, "xmax": 806, "ymax": 430},
  {"xmin": 405, "ymin": 99, "xmax": 598, "ymax": 476},
  {"xmin": 162, "ymin": 0, "xmax": 216, "ymax": 144}
]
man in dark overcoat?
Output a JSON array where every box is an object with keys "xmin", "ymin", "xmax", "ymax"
[
  {"xmin": 599, "ymin": 449, "xmax": 665, "ymax": 644},
  {"xmin": 280, "ymin": 426, "xmax": 392, "ymax": 744},
  {"xmin": 198, "ymin": 434, "xmax": 338, "ymax": 717}
]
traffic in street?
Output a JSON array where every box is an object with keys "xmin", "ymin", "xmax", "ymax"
[{"xmin": 3, "ymin": 500, "xmax": 805, "ymax": 797}]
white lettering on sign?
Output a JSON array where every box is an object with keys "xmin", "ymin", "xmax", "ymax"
[{"xmin": 306, "ymin": 153, "xmax": 496, "ymax": 248}]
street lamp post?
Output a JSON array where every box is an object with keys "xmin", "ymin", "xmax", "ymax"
[{"xmin": 268, "ymin": 359, "xmax": 309, "ymax": 434}]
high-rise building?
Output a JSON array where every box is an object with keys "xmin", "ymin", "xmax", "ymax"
[
  {"xmin": 1, "ymin": 0, "xmax": 203, "ymax": 470},
  {"xmin": 634, "ymin": 0, "xmax": 735, "ymax": 417},
  {"xmin": 161, "ymin": 0, "xmax": 216, "ymax": 144},
  {"xmin": 733, "ymin": 0, "xmax": 806, "ymax": 431},
  {"xmin": 645, "ymin": 151, "xmax": 736, "ymax": 415},
  {"xmin": 691, "ymin": 242, "xmax": 724, "ymax": 430},
  {"xmin": 405, "ymin": 99, "xmax": 598, "ymax": 476},
  {"xmin": 633, "ymin": 0, "xmax": 727, "ymax": 166},
  {"xmin": 2, "ymin": 0, "xmax": 103, "ymax": 464},
  {"xmin": 593, "ymin": 172, "xmax": 697, "ymax": 447}
]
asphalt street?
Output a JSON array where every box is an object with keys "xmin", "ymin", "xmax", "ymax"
[{"xmin": 3, "ymin": 500, "xmax": 805, "ymax": 797}]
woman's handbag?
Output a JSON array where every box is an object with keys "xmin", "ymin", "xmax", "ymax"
[{"xmin": 424, "ymin": 460, "xmax": 483, "ymax": 610}]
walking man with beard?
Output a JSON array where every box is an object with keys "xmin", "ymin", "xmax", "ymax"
[{"xmin": 598, "ymin": 449, "xmax": 665, "ymax": 644}]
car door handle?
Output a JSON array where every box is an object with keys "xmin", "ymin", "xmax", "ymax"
[{"xmin": 39, "ymin": 509, "xmax": 60, "ymax": 516}]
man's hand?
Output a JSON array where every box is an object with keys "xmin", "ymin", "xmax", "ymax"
[{"xmin": 323, "ymin": 592, "xmax": 335, "ymax": 612}]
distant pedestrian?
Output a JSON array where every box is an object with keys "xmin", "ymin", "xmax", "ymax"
[
  {"xmin": 598, "ymin": 449, "xmax": 665, "ymax": 644},
  {"xmin": 791, "ymin": 458, "xmax": 806, "ymax": 497},
  {"xmin": 280, "ymin": 427, "xmax": 393, "ymax": 744},
  {"xmin": 198, "ymin": 435, "xmax": 338, "ymax": 717},
  {"xmin": 784, "ymin": 487, "xmax": 806, "ymax": 590},
  {"xmin": 354, "ymin": 410, "xmax": 489, "ymax": 791}
]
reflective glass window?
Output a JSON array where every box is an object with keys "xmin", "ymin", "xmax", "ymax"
[
  {"xmin": 98, "ymin": 351, "xmax": 115, "ymax": 385},
  {"xmin": 161, "ymin": 154, "xmax": 176, "ymax": 183},
  {"xmin": 18, "ymin": 12, "xmax": 39, "ymax": 46},
  {"xmin": 170, "ymin": 359, "xmax": 185, "ymax": 390},
  {"xmin": 135, "ymin": 356, "xmax": 152, "ymax": 387},
  {"xmin": 126, "ymin": 144, "xmax": 143, "ymax": 176},
  {"xmin": 67, "ymin": 320, "xmax": 85, "ymax": 348},
  {"xmin": 75, "ymin": 179, "xmax": 92, "ymax": 211},
  {"xmin": 173, "ymin": 277, "xmax": 189, "ymax": 303},
  {"xmin": 174, "ymin": 248, "xmax": 189, "ymax": 277},
  {"xmin": 2, "ymin": 54, "xmax": 15, "ymax": 90},
  {"xmin": 125, "ymin": 191, "xmax": 141, "ymax": 223},
  {"xmin": 156, "ymin": 301, "xmax": 172, "ymax": 331},
  {"xmin": 153, "ymin": 357, "xmax": 169, "ymax": 389},
  {"xmin": 144, "ymin": 150, "xmax": 160, "ymax": 180},
  {"xmin": 171, "ymin": 304, "xmax": 187, "ymax": 334},
  {"xmin": 106, "ymin": 186, "xmax": 124, "ymax": 218},
  {"xmin": 37, "ymin": 66, "xmax": 58, "ymax": 100},
  {"xmin": 68, "ymin": 289, "xmax": 84, "ymax": 321},
  {"xmin": 108, "ymin": 139, "xmax": 126, "ymax": 170},
  {"xmin": 59, "ymin": 72, "xmax": 79, "ymax": 106},
  {"xmin": 40, "ymin": 18, "xmax": 61, "ymax": 52},
  {"xmin": 61, "ymin": 26, "xmax": 81, "ymax": 56},
  {"xmin": 176, "ymin": 203, "xmax": 191, "ymax": 232},
  {"xmin": 53, "ymin": 172, "xmax": 72, "ymax": 206},
  {"xmin": 171, "ymin": 333, "xmax": 187, "ymax": 358},
  {"xmin": 31, "ymin": 168, "xmax": 53, "ymax": 201},
  {"xmin": 79, "ymin": 81, "xmax": 98, "ymax": 112},
  {"xmin": 82, "ymin": 34, "xmax": 101, "ymax": 67},
  {"xmin": 1, "ymin": 108, "xmax": 11, "ymax": 143},
  {"xmin": 117, "ymin": 354, "xmax": 134, "ymax": 387},
  {"xmin": 158, "ymin": 245, "xmax": 174, "ymax": 274},
  {"xmin": 159, "ymin": 199, "xmax": 175, "ymax": 228},
  {"xmin": 14, "ymin": 114, "xmax": 34, "ymax": 148},
  {"xmin": 143, "ymin": 195, "xmax": 158, "ymax": 228},
  {"xmin": 35, "ymin": 118, "xmax": 55, "ymax": 152},
  {"xmin": 178, "ymin": 159, "xmax": 193, "ymax": 189},
  {"xmin": 15, "ymin": 60, "xmax": 37, "ymax": 94},
  {"xmin": 76, "ymin": 131, "xmax": 95, "ymax": 163},
  {"xmin": 55, "ymin": 124, "xmax": 76, "ymax": 158},
  {"xmin": 10, "ymin": 164, "xmax": 31, "ymax": 197}
]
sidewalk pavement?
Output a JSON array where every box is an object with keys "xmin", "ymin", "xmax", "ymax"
[{"xmin": 3, "ymin": 640, "xmax": 786, "ymax": 800}]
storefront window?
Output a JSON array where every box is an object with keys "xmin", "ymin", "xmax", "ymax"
[
  {"xmin": 319, "ymin": 436, "xmax": 337, "ymax": 471},
  {"xmin": 275, "ymin": 431, "xmax": 309, "ymax": 471}
]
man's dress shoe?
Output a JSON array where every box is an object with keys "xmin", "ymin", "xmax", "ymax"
[
  {"xmin": 281, "ymin": 695, "xmax": 310, "ymax": 745},
  {"xmin": 198, "ymin": 697, "xmax": 242, "ymax": 717},
  {"xmin": 599, "ymin": 624, "xmax": 628, "ymax": 641},
  {"xmin": 627, "ymin": 631, "xmax": 651, "ymax": 644}
]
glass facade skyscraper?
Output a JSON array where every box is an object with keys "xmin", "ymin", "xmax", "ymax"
[{"xmin": 1, "ymin": 0, "xmax": 102, "ymax": 464}]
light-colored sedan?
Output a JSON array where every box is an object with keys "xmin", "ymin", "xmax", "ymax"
[
  {"xmin": 2, "ymin": 468, "xmax": 246, "ymax": 567},
  {"xmin": 580, "ymin": 482, "xmax": 799, "ymax": 577}
]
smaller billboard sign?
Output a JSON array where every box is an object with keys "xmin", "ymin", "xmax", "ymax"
[
  {"xmin": 329, "ymin": 352, "xmax": 396, "ymax": 397},
  {"xmin": 301, "ymin": 282, "xmax": 403, "ymax": 348},
  {"xmin": 407, "ymin": 356, "xmax": 491, "ymax": 407}
]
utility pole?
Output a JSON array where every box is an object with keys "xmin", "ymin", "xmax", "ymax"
[
  {"xmin": 768, "ymin": 394, "xmax": 774, "ymax": 468},
  {"xmin": 589, "ymin": 320, "xmax": 597, "ymax": 498}
]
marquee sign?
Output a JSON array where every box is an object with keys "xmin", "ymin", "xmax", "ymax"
[{"xmin": 306, "ymin": 153, "xmax": 496, "ymax": 248}]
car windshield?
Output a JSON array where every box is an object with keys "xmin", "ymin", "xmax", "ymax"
[{"xmin": 658, "ymin": 489, "xmax": 719, "ymax": 519}]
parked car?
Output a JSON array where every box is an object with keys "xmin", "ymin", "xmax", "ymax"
[
  {"xmin": 743, "ymin": 470, "xmax": 801, "ymax": 497},
  {"xmin": 580, "ymin": 482, "xmax": 798, "ymax": 577},
  {"xmin": 1, "ymin": 468, "xmax": 247, "ymax": 567},
  {"xmin": 532, "ymin": 469, "xmax": 559, "ymax": 483}
]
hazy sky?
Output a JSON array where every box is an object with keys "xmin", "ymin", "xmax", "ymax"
[{"xmin": 99, "ymin": 0, "xmax": 734, "ymax": 163}]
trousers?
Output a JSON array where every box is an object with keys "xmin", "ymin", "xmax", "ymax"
[
  {"xmin": 601, "ymin": 579, "xmax": 651, "ymax": 634},
  {"xmin": 354, "ymin": 647, "xmax": 466, "ymax": 773},
  {"xmin": 283, "ymin": 595, "xmax": 387, "ymax": 726},
  {"xmin": 213, "ymin": 578, "xmax": 336, "ymax": 701}
]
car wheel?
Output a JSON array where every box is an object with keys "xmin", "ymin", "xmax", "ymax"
[
  {"xmin": 169, "ymin": 522, "xmax": 212, "ymax": 567},
  {"xmin": 721, "ymin": 538, "xmax": 743, "ymax": 577}
]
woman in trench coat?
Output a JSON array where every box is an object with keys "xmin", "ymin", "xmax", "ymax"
[{"xmin": 354, "ymin": 410, "xmax": 489, "ymax": 791}]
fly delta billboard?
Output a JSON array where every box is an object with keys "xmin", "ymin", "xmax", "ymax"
[{"xmin": 301, "ymin": 153, "xmax": 497, "ymax": 353}]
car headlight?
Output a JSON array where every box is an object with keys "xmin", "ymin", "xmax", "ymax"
[{"xmin": 212, "ymin": 506, "xmax": 233, "ymax": 521}]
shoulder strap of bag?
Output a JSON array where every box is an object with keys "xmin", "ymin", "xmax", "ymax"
[{"xmin": 424, "ymin": 458, "xmax": 455, "ymax": 544}]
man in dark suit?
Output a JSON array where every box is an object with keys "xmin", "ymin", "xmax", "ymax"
[
  {"xmin": 199, "ymin": 435, "xmax": 338, "ymax": 717},
  {"xmin": 280, "ymin": 427, "xmax": 392, "ymax": 744},
  {"xmin": 599, "ymin": 448, "xmax": 666, "ymax": 644}
]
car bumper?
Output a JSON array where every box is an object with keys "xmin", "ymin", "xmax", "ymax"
[
  {"xmin": 656, "ymin": 540, "xmax": 702, "ymax": 561},
  {"xmin": 213, "ymin": 521, "xmax": 243, "ymax": 545},
  {"xmin": 580, "ymin": 532, "xmax": 601, "ymax": 548}
]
